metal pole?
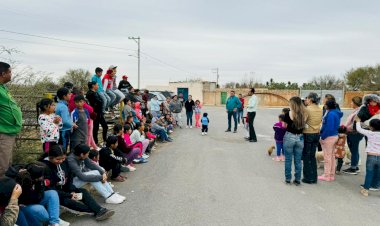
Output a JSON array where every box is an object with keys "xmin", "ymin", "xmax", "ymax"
[{"xmin": 129, "ymin": 36, "xmax": 141, "ymax": 89}]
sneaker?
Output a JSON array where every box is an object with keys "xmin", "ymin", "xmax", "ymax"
[
  {"xmin": 96, "ymin": 208, "xmax": 115, "ymax": 221},
  {"xmin": 233, "ymin": 130, "xmax": 237, "ymax": 133},
  {"xmin": 115, "ymin": 193, "xmax": 126, "ymax": 201},
  {"xmin": 105, "ymin": 194, "xmax": 123, "ymax": 204},
  {"xmin": 343, "ymin": 168, "xmax": 358, "ymax": 175},
  {"xmin": 142, "ymin": 154, "xmax": 150, "ymax": 159},
  {"xmin": 280, "ymin": 155, "xmax": 285, "ymax": 161},
  {"xmin": 285, "ymin": 180, "xmax": 291, "ymax": 185},
  {"xmin": 59, "ymin": 218, "xmax": 70, "ymax": 226},
  {"xmin": 355, "ymin": 167, "xmax": 361, "ymax": 173},
  {"xmin": 293, "ymin": 180, "xmax": 301, "ymax": 186},
  {"xmin": 190, "ymin": 126, "xmax": 192, "ymax": 128},
  {"xmin": 225, "ymin": 129, "xmax": 231, "ymax": 132},
  {"xmin": 360, "ymin": 184, "xmax": 380, "ymax": 191},
  {"xmin": 205, "ymin": 132, "xmax": 208, "ymax": 135},
  {"xmin": 202, "ymin": 132, "xmax": 205, "ymax": 136},
  {"xmin": 127, "ymin": 165, "xmax": 136, "ymax": 172},
  {"xmin": 112, "ymin": 175, "xmax": 125, "ymax": 182},
  {"xmin": 318, "ymin": 175, "xmax": 331, "ymax": 181},
  {"xmin": 272, "ymin": 156, "xmax": 281, "ymax": 162},
  {"xmin": 134, "ymin": 157, "xmax": 148, "ymax": 164},
  {"xmin": 360, "ymin": 188, "xmax": 369, "ymax": 197}
]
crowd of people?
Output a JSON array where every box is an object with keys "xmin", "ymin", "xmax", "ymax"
[
  {"xmin": 0, "ymin": 62, "xmax": 205, "ymax": 226},
  {"xmin": 270, "ymin": 92, "xmax": 380, "ymax": 195}
]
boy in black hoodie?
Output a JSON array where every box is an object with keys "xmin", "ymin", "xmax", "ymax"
[
  {"xmin": 42, "ymin": 145, "xmax": 114, "ymax": 221},
  {"xmin": 99, "ymin": 136, "xmax": 127, "ymax": 182}
]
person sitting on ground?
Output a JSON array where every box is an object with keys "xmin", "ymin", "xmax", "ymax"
[
  {"xmin": 37, "ymin": 98, "xmax": 62, "ymax": 153},
  {"xmin": 130, "ymin": 123, "xmax": 151, "ymax": 161},
  {"xmin": 134, "ymin": 102, "xmax": 143, "ymax": 120},
  {"xmin": 125, "ymin": 116, "xmax": 136, "ymax": 131},
  {"xmin": 70, "ymin": 95, "xmax": 90, "ymax": 149},
  {"xmin": 99, "ymin": 136, "xmax": 127, "ymax": 182},
  {"xmin": 42, "ymin": 145, "xmax": 115, "ymax": 221},
  {"xmin": 355, "ymin": 117, "xmax": 380, "ymax": 197},
  {"xmin": 163, "ymin": 114, "xmax": 174, "ymax": 133},
  {"xmin": 144, "ymin": 123, "xmax": 157, "ymax": 153},
  {"xmin": 6, "ymin": 162, "xmax": 67, "ymax": 226},
  {"xmin": 67, "ymin": 144, "xmax": 125, "ymax": 204},
  {"xmin": 123, "ymin": 124, "xmax": 144, "ymax": 160},
  {"xmin": 151, "ymin": 116, "xmax": 172, "ymax": 142},
  {"xmin": 113, "ymin": 124, "xmax": 140, "ymax": 171},
  {"xmin": 0, "ymin": 177, "xmax": 22, "ymax": 226}
]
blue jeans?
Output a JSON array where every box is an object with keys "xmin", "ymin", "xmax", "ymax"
[
  {"xmin": 22, "ymin": 190, "xmax": 60, "ymax": 225},
  {"xmin": 363, "ymin": 155, "xmax": 380, "ymax": 190},
  {"xmin": 106, "ymin": 89, "xmax": 117, "ymax": 108},
  {"xmin": 59, "ymin": 130, "xmax": 71, "ymax": 153},
  {"xmin": 154, "ymin": 128, "xmax": 168, "ymax": 141},
  {"xmin": 276, "ymin": 142, "xmax": 284, "ymax": 157},
  {"xmin": 237, "ymin": 109, "xmax": 244, "ymax": 124},
  {"xmin": 17, "ymin": 206, "xmax": 42, "ymax": 226},
  {"xmin": 186, "ymin": 111, "xmax": 193, "ymax": 126},
  {"xmin": 98, "ymin": 91, "xmax": 110, "ymax": 112},
  {"xmin": 227, "ymin": 111, "xmax": 237, "ymax": 131},
  {"xmin": 73, "ymin": 170, "xmax": 114, "ymax": 199},
  {"xmin": 347, "ymin": 133, "xmax": 364, "ymax": 168},
  {"xmin": 283, "ymin": 132, "xmax": 304, "ymax": 182}
]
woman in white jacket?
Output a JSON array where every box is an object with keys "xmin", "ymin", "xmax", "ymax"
[{"xmin": 130, "ymin": 123, "xmax": 151, "ymax": 161}]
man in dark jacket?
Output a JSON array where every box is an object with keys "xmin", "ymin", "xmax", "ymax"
[
  {"xmin": 87, "ymin": 81, "xmax": 108, "ymax": 146},
  {"xmin": 118, "ymin": 75, "xmax": 133, "ymax": 95}
]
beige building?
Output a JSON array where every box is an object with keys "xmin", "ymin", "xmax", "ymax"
[{"xmin": 146, "ymin": 81, "xmax": 216, "ymax": 101}]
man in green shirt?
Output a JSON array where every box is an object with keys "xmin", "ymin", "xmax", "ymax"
[{"xmin": 0, "ymin": 62, "xmax": 22, "ymax": 176}]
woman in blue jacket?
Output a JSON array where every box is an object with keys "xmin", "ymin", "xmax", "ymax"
[{"xmin": 319, "ymin": 100, "xmax": 343, "ymax": 182}]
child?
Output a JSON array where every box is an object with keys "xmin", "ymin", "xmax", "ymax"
[
  {"xmin": 201, "ymin": 113, "xmax": 209, "ymax": 136},
  {"xmin": 89, "ymin": 149, "xmax": 100, "ymax": 165},
  {"xmin": 273, "ymin": 114, "xmax": 286, "ymax": 161},
  {"xmin": 37, "ymin": 98, "xmax": 62, "ymax": 153},
  {"xmin": 113, "ymin": 124, "xmax": 140, "ymax": 169},
  {"xmin": 55, "ymin": 87, "xmax": 72, "ymax": 153},
  {"xmin": 244, "ymin": 112, "xmax": 250, "ymax": 139},
  {"xmin": 71, "ymin": 95, "xmax": 90, "ymax": 149},
  {"xmin": 355, "ymin": 117, "xmax": 380, "ymax": 196},
  {"xmin": 130, "ymin": 123, "xmax": 151, "ymax": 160},
  {"xmin": 99, "ymin": 136, "xmax": 127, "ymax": 182},
  {"xmin": 126, "ymin": 116, "xmax": 136, "ymax": 131},
  {"xmin": 0, "ymin": 177, "xmax": 22, "ymax": 226},
  {"xmin": 335, "ymin": 126, "xmax": 347, "ymax": 174},
  {"xmin": 194, "ymin": 100, "xmax": 202, "ymax": 128}
]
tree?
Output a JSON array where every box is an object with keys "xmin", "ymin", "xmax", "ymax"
[
  {"xmin": 345, "ymin": 65, "xmax": 380, "ymax": 91},
  {"xmin": 58, "ymin": 68, "xmax": 91, "ymax": 90},
  {"xmin": 265, "ymin": 79, "xmax": 298, "ymax": 90},
  {"xmin": 302, "ymin": 75, "xmax": 344, "ymax": 90}
]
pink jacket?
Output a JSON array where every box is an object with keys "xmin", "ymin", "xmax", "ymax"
[
  {"xmin": 146, "ymin": 132, "xmax": 156, "ymax": 139},
  {"xmin": 134, "ymin": 102, "xmax": 142, "ymax": 120},
  {"xmin": 124, "ymin": 133, "xmax": 143, "ymax": 151}
]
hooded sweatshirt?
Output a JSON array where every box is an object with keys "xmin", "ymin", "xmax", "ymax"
[
  {"xmin": 134, "ymin": 102, "xmax": 142, "ymax": 119},
  {"xmin": 150, "ymin": 98, "xmax": 161, "ymax": 112},
  {"xmin": 67, "ymin": 153, "xmax": 105, "ymax": 182},
  {"xmin": 320, "ymin": 109, "xmax": 343, "ymax": 140},
  {"xmin": 357, "ymin": 94, "xmax": 380, "ymax": 122}
]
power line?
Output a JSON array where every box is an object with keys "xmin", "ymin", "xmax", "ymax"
[{"xmin": 0, "ymin": 29, "xmax": 202, "ymax": 77}]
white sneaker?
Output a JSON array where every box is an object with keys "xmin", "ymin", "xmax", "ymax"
[
  {"xmin": 142, "ymin": 154, "xmax": 150, "ymax": 159},
  {"xmin": 105, "ymin": 194, "xmax": 123, "ymax": 204},
  {"xmin": 190, "ymin": 126, "xmax": 193, "ymax": 129},
  {"xmin": 127, "ymin": 165, "xmax": 136, "ymax": 171},
  {"xmin": 202, "ymin": 132, "xmax": 205, "ymax": 136},
  {"xmin": 115, "ymin": 193, "xmax": 126, "ymax": 201},
  {"xmin": 59, "ymin": 218, "xmax": 70, "ymax": 226},
  {"xmin": 205, "ymin": 132, "xmax": 208, "ymax": 135}
]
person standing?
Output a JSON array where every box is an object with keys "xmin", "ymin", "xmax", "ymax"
[
  {"xmin": 246, "ymin": 88, "xmax": 258, "ymax": 141},
  {"xmin": 225, "ymin": 90, "xmax": 241, "ymax": 133},
  {"xmin": 0, "ymin": 62, "xmax": 22, "ymax": 177},
  {"xmin": 86, "ymin": 81, "xmax": 108, "ymax": 147},
  {"xmin": 91, "ymin": 67, "xmax": 110, "ymax": 114},
  {"xmin": 318, "ymin": 99, "xmax": 343, "ymax": 182},
  {"xmin": 169, "ymin": 95, "xmax": 183, "ymax": 128},
  {"xmin": 343, "ymin": 96, "xmax": 364, "ymax": 175},
  {"xmin": 184, "ymin": 95, "xmax": 195, "ymax": 128},
  {"xmin": 55, "ymin": 87, "xmax": 72, "ymax": 154},
  {"xmin": 238, "ymin": 94, "xmax": 245, "ymax": 126},
  {"xmin": 302, "ymin": 93, "xmax": 322, "ymax": 184},
  {"xmin": 283, "ymin": 97, "xmax": 307, "ymax": 185}
]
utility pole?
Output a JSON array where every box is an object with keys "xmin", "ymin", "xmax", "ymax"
[
  {"xmin": 128, "ymin": 36, "xmax": 141, "ymax": 89},
  {"xmin": 212, "ymin": 68, "xmax": 219, "ymax": 88}
]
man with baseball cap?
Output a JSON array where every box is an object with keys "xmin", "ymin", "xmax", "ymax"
[{"xmin": 118, "ymin": 75, "xmax": 134, "ymax": 95}]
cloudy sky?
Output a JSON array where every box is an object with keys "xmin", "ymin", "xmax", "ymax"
[{"xmin": 1, "ymin": 0, "xmax": 380, "ymax": 88}]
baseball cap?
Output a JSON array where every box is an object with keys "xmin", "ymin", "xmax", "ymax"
[
  {"xmin": 122, "ymin": 75, "xmax": 128, "ymax": 79},
  {"xmin": 108, "ymin": 65, "xmax": 117, "ymax": 70}
]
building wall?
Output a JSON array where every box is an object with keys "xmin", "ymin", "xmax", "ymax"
[{"xmin": 168, "ymin": 82, "xmax": 204, "ymax": 101}]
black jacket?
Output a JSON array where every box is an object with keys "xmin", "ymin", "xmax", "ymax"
[
  {"xmin": 118, "ymin": 80, "xmax": 133, "ymax": 91},
  {"xmin": 86, "ymin": 90, "xmax": 103, "ymax": 114},
  {"xmin": 184, "ymin": 100, "xmax": 195, "ymax": 112},
  {"xmin": 42, "ymin": 159, "xmax": 78, "ymax": 199},
  {"xmin": 99, "ymin": 147, "xmax": 126, "ymax": 171}
]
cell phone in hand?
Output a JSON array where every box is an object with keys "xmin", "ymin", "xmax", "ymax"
[{"xmin": 75, "ymin": 193, "xmax": 83, "ymax": 201}]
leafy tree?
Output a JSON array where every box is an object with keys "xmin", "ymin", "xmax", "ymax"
[
  {"xmin": 58, "ymin": 68, "xmax": 91, "ymax": 90},
  {"xmin": 345, "ymin": 65, "xmax": 380, "ymax": 91},
  {"xmin": 302, "ymin": 75, "xmax": 344, "ymax": 90}
]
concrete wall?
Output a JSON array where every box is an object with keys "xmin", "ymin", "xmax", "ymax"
[
  {"xmin": 203, "ymin": 89, "xmax": 299, "ymax": 107},
  {"xmin": 343, "ymin": 91, "xmax": 380, "ymax": 108},
  {"xmin": 168, "ymin": 82, "xmax": 204, "ymax": 102}
]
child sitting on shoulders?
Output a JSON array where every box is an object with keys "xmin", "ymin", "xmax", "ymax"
[
  {"xmin": 355, "ymin": 117, "xmax": 380, "ymax": 197},
  {"xmin": 273, "ymin": 114, "xmax": 286, "ymax": 161},
  {"xmin": 335, "ymin": 126, "xmax": 347, "ymax": 174}
]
